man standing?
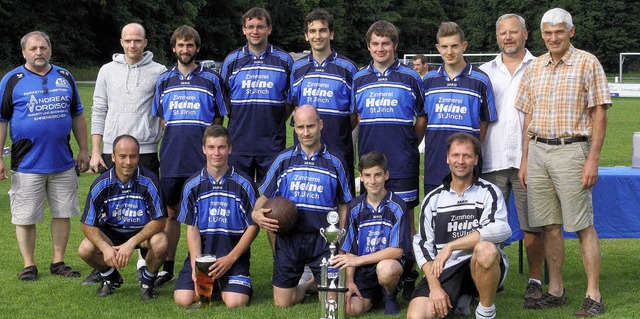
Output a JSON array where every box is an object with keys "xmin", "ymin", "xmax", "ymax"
[
  {"xmin": 174, "ymin": 125, "xmax": 259, "ymax": 308},
  {"xmin": 412, "ymin": 54, "xmax": 429, "ymax": 79},
  {"xmin": 152, "ymin": 25, "xmax": 227, "ymax": 288},
  {"xmin": 407, "ymin": 133, "xmax": 511, "ymax": 319},
  {"xmin": 516, "ymin": 8, "xmax": 610, "ymax": 316},
  {"xmin": 478, "ymin": 14, "xmax": 544, "ymax": 305},
  {"xmin": 251, "ymin": 105, "xmax": 353, "ymax": 308},
  {"xmin": 289, "ymin": 8, "xmax": 358, "ymax": 194},
  {"xmin": 351, "ymin": 20, "xmax": 426, "ymax": 298},
  {"xmin": 422, "ymin": 22, "xmax": 497, "ymax": 195},
  {"xmin": 0, "ymin": 31, "xmax": 89, "ymax": 281},
  {"xmin": 221, "ymin": 7, "xmax": 294, "ymax": 183},
  {"xmin": 89, "ymin": 23, "xmax": 166, "ymax": 174},
  {"xmin": 78, "ymin": 135, "xmax": 167, "ymax": 300}
]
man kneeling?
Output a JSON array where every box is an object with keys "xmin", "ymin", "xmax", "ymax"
[
  {"xmin": 78, "ymin": 135, "xmax": 167, "ymax": 301},
  {"xmin": 332, "ymin": 151, "xmax": 412, "ymax": 316},
  {"xmin": 407, "ymin": 133, "xmax": 511, "ymax": 319}
]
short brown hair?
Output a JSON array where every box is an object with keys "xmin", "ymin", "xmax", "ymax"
[
  {"xmin": 446, "ymin": 132, "xmax": 481, "ymax": 158},
  {"xmin": 366, "ymin": 20, "xmax": 398, "ymax": 46},
  {"xmin": 170, "ymin": 25, "xmax": 200, "ymax": 48},
  {"xmin": 358, "ymin": 151, "xmax": 388, "ymax": 173},
  {"xmin": 242, "ymin": 7, "xmax": 271, "ymax": 26},
  {"xmin": 202, "ymin": 124, "xmax": 231, "ymax": 146},
  {"xmin": 437, "ymin": 21, "xmax": 465, "ymax": 42},
  {"xmin": 305, "ymin": 8, "xmax": 334, "ymax": 32},
  {"xmin": 412, "ymin": 54, "xmax": 427, "ymax": 64}
]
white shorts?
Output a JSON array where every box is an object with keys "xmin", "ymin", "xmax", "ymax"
[{"xmin": 9, "ymin": 167, "xmax": 80, "ymax": 225}]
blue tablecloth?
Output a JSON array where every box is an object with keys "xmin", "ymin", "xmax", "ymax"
[{"xmin": 506, "ymin": 166, "xmax": 640, "ymax": 244}]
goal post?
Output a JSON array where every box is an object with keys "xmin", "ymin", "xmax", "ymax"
[{"xmin": 403, "ymin": 53, "xmax": 499, "ymax": 68}]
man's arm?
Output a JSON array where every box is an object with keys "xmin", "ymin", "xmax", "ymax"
[
  {"xmin": 414, "ymin": 115, "xmax": 427, "ymax": 145},
  {"xmin": 114, "ymin": 217, "xmax": 166, "ymax": 268},
  {"xmin": 422, "ymin": 260, "xmax": 452, "ymax": 318},
  {"xmin": 582, "ymin": 104, "xmax": 607, "ymax": 189},
  {"xmin": 186, "ymin": 224, "xmax": 202, "ymax": 282},
  {"xmin": 210, "ymin": 225, "xmax": 259, "ymax": 279},
  {"xmin": 72, "ymin": 113, "xmax": 90, "ymax": 173},
  {"xmin": 338, "ymin": 202, "xmax": 348, "ymax": 230},
  {"xmin": 0, "ymin": 121, "xmax": 8, "ymax": 180},
  {"xmin": 332, "ymin": 247, "xmax": 402, "ymax": 269},
  {"xmin": 82, "ymin": 223, "xmax": 119, "ymax": 268},
  {"xmin": 90, "ymin": 134, "xmax": 107, "ymax": 173},
  {"xmin": 518, "ymin": 113, "xmax": 532, "ymax": 189},
  {"xmin": 90, "ymin": 71, "xmax": 108, "ymax": 172},
  {"xmin": 479, "ymin": 121, "xmax": 489, "ymax": 143}
]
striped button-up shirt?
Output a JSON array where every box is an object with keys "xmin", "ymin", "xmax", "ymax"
[{"xmin": 515, "ymin": 45, "xmax": 612, "ymax": 139}]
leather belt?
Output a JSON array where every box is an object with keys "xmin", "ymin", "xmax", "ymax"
[{"xmin": 531, "ymin": 136, "xmax": 588, "ymax": 145}]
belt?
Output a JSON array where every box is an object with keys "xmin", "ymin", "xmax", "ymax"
[{"xmin": 531, "ymin": 136, "xmax": 588, "ymax": 145}]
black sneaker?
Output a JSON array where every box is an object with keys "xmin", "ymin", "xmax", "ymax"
[
  {"xmin": 136, "ymin": 267, "xmax": 144, "ymax": 284},
  {"xmin": 524, "ymin": 281, "xmax": 543, "ymax": 302},
  {"xmin": 524, "ymin": 290, "xmax": 567, "ymax": 309},
  {"xmin": 575, "ymin": 296, "xmax": 605, "ymax": 317},
  {"xmin": 140, "ymin": 284, "xmax": 156, "ymax": 301},
  {"xmin": 97, "ymin": 270, "xmax": 123, "ymax": 297},
  {"xmin": 82, "ymin": 269, "xmax": 102, "ymax": 285},
  {"xmin": 154, "ymin": 271, "xmax": 174, "ymax": 288}
]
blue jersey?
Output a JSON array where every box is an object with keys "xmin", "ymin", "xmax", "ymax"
[
  {"xmin": 0, "ymin": 65, "xmax": 84, "ymax": 173},
  {"xmin": 289, "ymin": 51, "xmax": 357, "ymax": 172},
  {"xmin": 342, "ymin": 192, "xmax": 411, "ymax": 257},
  {"xmin": 422, "ymin": 63, "xmax": 497, "ymax": 186},
  {"xmin": 352, "ymin": 60, "xmax": 425, "ymax": 179},
  {"xmin": 221, "ymin": 44, "xmax": 293, "ymax": 156},
  {"xmin": 81, "ymin": 166, "xmax": 166, "ymax": 234},
  {"xmin": 177, "ymin": 167, "xmax": 258, "ymax": 273},
  {"xmin": 152, "ymin": 65, "xmax": 228, "ymax": 178},
  {"xmin": 260, "ymin": 144, "xmax": 353, "ymax": 233}
]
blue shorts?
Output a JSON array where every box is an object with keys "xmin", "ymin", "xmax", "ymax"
[
  {"xmin": 385, "ymin": 177, "xmax": 419, "ymax": 209},
  {"xmin": 160, "ymin": 176, "xmax": 189, "ymax": 209},
  {"xmin": 272, "ymin": 232, "xmax": 328, "ymax": 288},
  {"xmin": 228, "ymin": 154, "xmax": 276, "ymax": 184},
  {"xmin": 175, "ymin": 256, "xmax": 252, "ymax": 296},
  {"xmin": 100, "ymin": 227, "xmax": 147, "ymax": 258}
]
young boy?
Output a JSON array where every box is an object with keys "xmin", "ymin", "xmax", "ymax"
[{"xmin": 331, "ymin": 151, "xmax": 412, "ymax": 315}]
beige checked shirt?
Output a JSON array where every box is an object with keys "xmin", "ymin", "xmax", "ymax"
[{"xmin": 515, "ymin": 45, "xmax": 612, "ymax": 139}]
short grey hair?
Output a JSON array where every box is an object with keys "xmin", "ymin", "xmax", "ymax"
[
  {"xmin": 496, "ymin": 14, "xmax": 526, "ymax": 31},
  {"xmin": 21, "ymin": 31, "xmax": 51, "ymax": 50},
  {"xmin": 540, "ymin": 8, "xmax": 573, "ymax": 31}
]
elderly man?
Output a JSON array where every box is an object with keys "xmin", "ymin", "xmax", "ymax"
[
  {"xmin": 478, "ymin": 13, "xmax": 544, "ymax": 306},
  {"xmin": 0, "ymin": 31, "xmax": 90, "ymax": 281},
  {"xmin": 516, "ymin": 8, "xmax": 610, "ymax": 317}
]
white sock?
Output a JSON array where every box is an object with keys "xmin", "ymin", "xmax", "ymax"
[
  {"xmin": 529, "ymin": 278, "xmax": 542, "ymax": 285},
  {"xmin": 137, "ymin": 259, "xmax": 146, "ymax": 270},
  {"xmin": 475, "ymin": 303, "xmax": 496, "ymax": 319},
  {"xmin": 100, "ymin": 267, "xmax": 114, "ymax": 277}
]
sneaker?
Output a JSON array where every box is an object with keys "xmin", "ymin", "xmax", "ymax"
[
  {"xmin": 524, "ymin": 281, "xmax": 543, "ymax": 302},
  {"xmin": 154, "ymin": 271, "xmax": 174, "ymax": 288},
  {"xmin": 524, "ymin": 290, "xmax": 567, "ymax": 309},
  {"xmin": 82, "ymin": 269, "xmax": 102, "ymax": 285},
  {"xmin": 454, "ymin": 294, "xmax": 473, "ymax": 316},
  {"xmin": 136, "ymin": 267, "xmax": 144, "ymax": 284},
  {"xmin": 383, "ymin": 293, "xmax": 399, "ymax": 315},
  {"xmin": 96, "ymin": 270, "xmax": 123, "ymax": 297},
  {"xmin": 575, "ymin": 296, "xmax": 605, "ymax": 317},
  {"xmin": 140, "ymin": 284, "xmax": 156, "ymax": 301}
]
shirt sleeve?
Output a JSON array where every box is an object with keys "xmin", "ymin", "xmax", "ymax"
[
  {"xmin": 476, "ymin": 183, "xmax": 512, "ymax": 243},
  {"xmin": 413, "ymin": 197, "xmax": 437, "ymax": 269},
  {"xmin": 91, "ymin": 66, "xmax": 108, "ymax": 135}
]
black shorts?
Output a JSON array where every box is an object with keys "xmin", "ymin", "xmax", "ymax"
[
  {"xmin": 272, "ymin": 232, "xmax": 328, "ymax": 289},
  {"xmin": 160, "ymin": 176, "xmax": 189, "ymax": 208},
  {"xmin": 175, "ymin": 256, "xmax": 252, "ymax": 296},
  {"xmin": 228, "ymin": 154, "xmax": 276, "ymax": 184},
  {"xmin": 411, "ymin": 258, "xmax": 507, "ymax": 307},
  {"xmin": 100, "ymin": 227, "xmax": 148, "ymax": 258}
]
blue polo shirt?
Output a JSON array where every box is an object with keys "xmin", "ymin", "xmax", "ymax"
[
  {"xmin": 81, "ymin": 166, "xmax": 166, "ymax": 234},
  {"xmin": 260, "ymin": 144, "xmax": 353, "ymax": 233},
  {"xmin": 289, "ymin": 51, "xmax": 357, "ymax": 170},
  {"xmin": 151, "ymin": 65, "xmax": 227, "ymax": 178},
  {"xmin": 0, "ymin": 65, "xmax": 83, "ymax": 173},
  {"xmin": 221, "ymin": 44, "xmax": 293, "ymax": 156},
  {"xmin": 351, "ymin": 60, "xmax": 425, "ymax": 179},
  {"xmin": 422, "ymin": 63, "xmax": 497, "ymax": 186},
  {"xmin": 178, "ymin": 166, "xmax": 258, "ymax": 273}
]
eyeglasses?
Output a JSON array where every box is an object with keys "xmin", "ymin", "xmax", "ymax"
[
  {"xmin": 42, "ymin": 77, "xmax": 48, "ymax": 95},
  {"xmin": 244, "ymin": 25, "xmax": 269, "ymax": 31}
]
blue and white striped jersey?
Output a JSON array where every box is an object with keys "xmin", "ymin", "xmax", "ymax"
[{"xmin": 152, "ymin": 65, "xmax": 227, "ymax": 178}]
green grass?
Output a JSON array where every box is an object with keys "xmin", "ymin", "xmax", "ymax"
[{"xmin": 1, "ymin": 87, "xmax": 640, "ymax": 318}]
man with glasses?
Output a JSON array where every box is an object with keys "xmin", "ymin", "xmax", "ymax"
[{"xmin": 220, "ymin": 7, "xmax": 294, "ymax": 184}]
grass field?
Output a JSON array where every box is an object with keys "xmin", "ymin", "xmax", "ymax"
[{"xmin": 1, "ymin": 85, "xmax": 639, "ymax": 318}]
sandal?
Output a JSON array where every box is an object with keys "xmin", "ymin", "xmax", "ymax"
[
  {"xmin": 18, "ymin": 265, "xmax": 38, "ymax": 281},
  {"xmin": 50, "ymin": 262, "xmax": 81, "ymax": 278}
]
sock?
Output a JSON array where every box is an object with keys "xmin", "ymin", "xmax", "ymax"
[
  {"xmin": 100, "ymin": 267, "xmax": 114, "ymax": 278},
  {"xmin": 475, "ymin": 303, "xmax": 496, "ymax": 319},
  {"xmin": 140, "ymin": 266, "xmax": 157, "ymax": 287},
  {"xmin": 136, "ymin": 259, "xmax": 146, "ymax": 270},
  {"xmin": 163, "ymin": 260, "xmax": 175, "ymax": 274},
  {"xmin": 529, "ymin": 278, "xmax": 542, "ymax": 285}
]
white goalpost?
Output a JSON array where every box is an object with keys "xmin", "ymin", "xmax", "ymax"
[{"xmin": 403, "ymin": 53, "xmax": 499, "ymax": 68}]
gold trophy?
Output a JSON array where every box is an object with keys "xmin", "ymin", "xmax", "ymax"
[{"xmin": 319, "ymin": 211, "xmax": 348, "ymax": 319}]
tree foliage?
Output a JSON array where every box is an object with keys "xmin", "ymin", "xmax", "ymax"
[{"xmin": 0, "ymin": 0, "xmax": 636, "ymax": 72}]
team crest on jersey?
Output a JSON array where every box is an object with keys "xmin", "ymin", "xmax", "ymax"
[{"xmin": 55, "ymin": 78, "xmax": 69, "ymax": 88}]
